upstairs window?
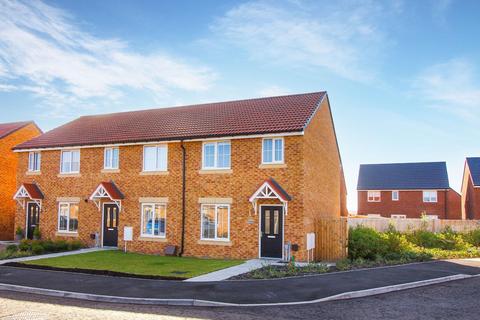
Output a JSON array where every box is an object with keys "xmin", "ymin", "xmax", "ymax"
[
  {"xmin": 423, "ymin": 191, "xmax": 438, "ymax": 203},
  {"xmin": 28, "ymin": 152, "xmax": 41, "ymax": 172},
  {"xmin": 60, "ymin": 150, "xmax": 80, "ymax": 174},
  {"xmin": 392, "ymin": 190, "xmax": 399, "ymax": 201},
  {"xmin": 104, "ymin": 147, "xmax": 119, "ymax": 169},
  {"xmin": 367, "ymin": 191, "xmax": 381, "ymax": 202},
  {"xmin": 202, "ymin": 141, "xmax": 231, "ymax": 169},
  {"xmin": 58, "ymin": 202, "xmax": 79, "ymax": 233},
  {"xmin": 262, "ymin": 138, "xmax": 284, "ymax": 164},
  {"xmin": 143, "ymin": 145, "xmax": 168, "ymax": 172}
]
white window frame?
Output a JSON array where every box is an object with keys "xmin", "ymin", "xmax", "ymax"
[
  {"xmin": 140, "ymin": 203, "xmax": 167, "ymax": 238},
  {"xmin": 28, "ymin": 151, "xmax": 41, "ymax": 172},
  {"xmin": 391, "ymin": 214, "xmax": 406, "ymax": 219},
  {"xmin": 367, "ymin": 191, "xmax": 381, "ymax": 202},
  {"xmin": 262, "ymin": 137, "xmax": 284, "ymax": 164},
  {"xmin": 104, "ymin": 147, "xmax": 119, "ymax": 170},
  {"xmin": 200, "ymin": 204, "xmax": 230, "ymax": 241},
  {"xmin": 423, "ymin": 190, "xmax": 438, "ymax": 203},
  {"xmin": 392, "ymin": 190, "xmax": 399, "ymax": 201},
  {"xmin": 202, "ymin": 141, "xmax": 231, "ymax": 170},
  {"xmin": 57, "ymin": 202, "xmax": 79, "ymax": 233},
  {"xmin": 142, "ymin": 145, "xmax": 168, "ymax": 172},
  {"xmin": 60, "ymin": 149, "xmax": 80, "ymax": 174}
]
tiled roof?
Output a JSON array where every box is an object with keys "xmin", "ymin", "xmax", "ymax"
[
  {"xmin": 0, "ymin": 121, "xmax": 34, "ymax": 139},
  {"xmin": 357, "ymin": 162, "xmax": 450, "ymax": 190},
  {"xmin": 466, "ymin": 157, "xmax": 480, "ymax": 187},
  {"xmin": 91, "ymin": 182, "xmax": 125, "ymax": 200},
  {"xmin": 16, "ymin": 183, "xmax": 44, "ymax": 200},
  {"xmin": 267, "ymin": 178, "xmax": 292, "ymax": 202},
  {"xmin": 14, "ymin": 92, "xmax": 326, "ymax": 150}
]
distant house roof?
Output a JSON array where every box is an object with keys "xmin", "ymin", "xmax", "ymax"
[
  {"xmin": 0, "ymin": 121, "xmax": 36, "ymax": 139},
  {"xmin": 357, "ymin": 162, "xmax": 450, "ymax": 190},
  {"xmin": 466, "ymin": 157, "xmax": 480, "ymax": 187},
  {"xmin": 14, "ymin": 92, "xmax": 326, "ymax": 150}
]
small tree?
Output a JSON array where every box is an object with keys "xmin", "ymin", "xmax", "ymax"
[
  {"xmin": 15, "ymin": 227, "xmax": 24, "ymax": 241},
  {"xmin": 33, "ymin": 227, "xmax": 41, "ymax": 240}
]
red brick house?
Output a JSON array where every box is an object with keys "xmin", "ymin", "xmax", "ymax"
[
  {"xmin": 461, "ymin": 157, "xmax": 480, "ymax": 220},
  {"xmin": 13, "ymin": 92, "xmax": 347, "ymax": 261},
  {"xmin": 357, "ymin": 162, "xmax": 461, "ymax": 219},
  {"xmin": 0, "ymin": 121, "xmax": 42, "ymax": 240}
]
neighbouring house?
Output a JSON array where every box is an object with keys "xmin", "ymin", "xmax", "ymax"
[
  {"xmin": 0, "ymin": 121, "xmax": 42, "ymax": 240},
  {"xmin": 461, "ymin": 157, "xmax": 480, "ymax": 220},
  {"xmin": 357, "ymin": 162, "xmax": 461, "ymax": 219},
  {"xmin": 12, "ymin": 92, "xmax": 347, "ymax": 261}
]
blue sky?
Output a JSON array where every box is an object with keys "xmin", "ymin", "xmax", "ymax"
[{"xmin": 1, "ymin": 0, "xmax": 479, "ymax": 211}]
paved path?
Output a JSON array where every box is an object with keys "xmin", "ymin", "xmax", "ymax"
[
  {"xmin": 0, "ymin": 259, "xmax": 479, "ymax": 305},
  {"xmin": 0, "ymin": 247, "xmax": 112, "ymax": 265},
  {"xmin": 186, "ymin": 259, "xmax": 278, "ymax": 282}
]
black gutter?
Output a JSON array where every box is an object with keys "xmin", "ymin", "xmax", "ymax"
[{"xmin": 179, "ymin": 141, "xmax": 186, "ymax": 257}]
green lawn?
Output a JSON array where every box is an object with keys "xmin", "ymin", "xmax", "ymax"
[{"xmin": 24, "ymin": 250, "xmax": 243, "ymax": 278}]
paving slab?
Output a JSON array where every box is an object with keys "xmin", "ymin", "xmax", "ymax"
[{"xmin": 0, "ymin": 259, "xmax": 479, "ymax": 305}]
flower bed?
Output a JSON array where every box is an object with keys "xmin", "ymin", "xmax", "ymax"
[{"xmin": 0, "ymin": 239, "xmax": 84, "ymax": 260}]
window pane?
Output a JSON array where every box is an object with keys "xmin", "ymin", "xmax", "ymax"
[
  {"xmin": 274, "ymin": 139, "xmax": 283, "ymax": 162},
  {"xmin": 216, "ymin": 206, "xmax": 229, "ymax": 239},
  {"xmin": 263, "ymin": 139, "xmax": 273, "ymax": 163},
  {"xmin": 105, "ymin": 149, "xmax": 111, "ymax": 168},
  {"xmin": 273, "ymin": 210, "xmax": 279, "ymax": 235},
  {"xmin": 203, "ymin": 144, "xmax": 215, "ymax": 168},
  {"xmin": 71, "ymin": 151, "xmax": 80, "ymax": 172},
  {"xmin": 142, "ymin": 205, "xmax": 154, "ymax": 235},
  {"xmin": 59, "ymin": 204, "xmax": 69, "ymax": 231},
  {"xmin": 217, "ymin": 142, "xmax": 231, "ymax": 168},
  {"xmin": 69, "ymin": 204, "xmax": 79, "ymax": 232},
  {"xmin": 156, "ymin": 146, "xmax": 167, "ymax": 171},
  {"xmin": 202, "ymin": 205, "xmax": 215, "ymax": 239},
  {"xmin": 144, "ymin": 147, "xmax": 156, "ymax": 171},
  {"xmin": 61, "ymin": 151, "xmax": 71, "ymax": 173},
  {"xmin": 264, "ymin": 210, "xmax": 271, "ymax": 234},
  {"xmin": 154, "ymin": 204, "xmax": 166, "ymax": 236},
  {"xmin": 112, "ymin": 148, "xmax": 119, "ymax": 168}
]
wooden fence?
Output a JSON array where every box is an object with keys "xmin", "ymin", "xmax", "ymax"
[
  {"xmin": 314, "ymin": 217, "xmax": 348, "ymax": 261},
  {"xmin": 348, "ymin": 217, "xmax": 480, "ymax": 233}
]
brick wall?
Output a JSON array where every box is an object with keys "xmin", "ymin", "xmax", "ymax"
[
  {"xmin": 0, "ymin": 123, "xmax": 41, "ymax": 240},
  {"xmin": 464, "ymin": 176, "xmax": 480, "ymax": 219},
  {"xmin": 357, "ymin": 190, "xmax": 450, "ymax": 219},
  {"xmin": 446, "ymin": 189, "xmax": 462, "ymax": 219},
  {"xmin": 15, "ymin": 107, "xmax": 344, "ymax": 261}
]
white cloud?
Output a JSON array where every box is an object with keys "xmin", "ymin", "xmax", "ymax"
[
  {"xmin": 211, "ymin": 0, "xmax": 395, "ymax": 82},
  {"xmin": 413, "ymin": 58, "xmax": 480, "ymax": 120},
  {"xmin": 0, "ymin": 0, "xmax": 216, "ymax": 116},
  {"xmin": 258, "ymin": 85, "xmax": 291, "ymax": 97}
]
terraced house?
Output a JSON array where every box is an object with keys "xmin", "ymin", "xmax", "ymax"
[
  {"xmin": 0, "ymin": 121, "xmax": 42, "ymax": 240},
  {"xmin": 12, "ymin": 92, "xmax": 347, "ymax": 261},
  {"xmin": 357, "ymin": 162, "xmax": 461, "ymax": 219}
]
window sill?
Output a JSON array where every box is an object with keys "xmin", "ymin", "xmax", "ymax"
[
  {"xmin": 140, "ymin": 171, "xmax": 169, "ymax": 176},
  {"xmin": 26, "ymin": 171, "xmax": 41, "ymax": 176},
  {"xmin": 198, "ymin": 169, "xmax": 233, "ymax": 174},
  {"xmin": 197, "ymin": 239, "xmax": 232, "ymax": 246},
  {"xmin": 57, "ymin": 173, "xmax": 81, "ymax": 178},
  {"xmin": 259, "ymin": 163, "xmax": 287, "ymax": 169},
  {"xmin": 56, "ymin": 232, "xmax": 78, "ymax": 237},
  {"xmin": 101, "ymin": 169, "xmax": 120, "ymax": 173},
  {"xmin": 138, "ymin": 236, "xmax": 168, "ymax": 242}
]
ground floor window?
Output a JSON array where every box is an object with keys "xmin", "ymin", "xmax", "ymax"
[
  {"xmin": 201, "ymin": 204, "xmax": 229, "ymax": 241},
  {"xmin": 141, "ymin": 203, "xmax": 166, "ymax": 237},
  {"xmin": 58, "ymin": 202, "xmax": 79, "ymax": 232}
]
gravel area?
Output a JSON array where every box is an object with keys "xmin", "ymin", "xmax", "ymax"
[{"xmin": 1, "ymin": 277, "xmax": 480, "ymax": 319}]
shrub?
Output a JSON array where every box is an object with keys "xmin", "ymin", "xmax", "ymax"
[
  {"xmin": 464, "ymin": 229, "xmax": 480, "ymax": 247},
  {"xmin": 54, "ymin": 240, "xmax": 68, "ymax": 252},
  {"xmin": 348, "ymin": 226, "xmax": 387, "ymax": 260},
  {"xmin": 31, "ymin": 243, "xmax": 45, "ymax": 255},
  {"xmin": 33, "ymin": 227, "xmax": 41, "ymax": 239},
  {"xmin": 67, "ymin": 240, "xmax": 83, "ymax": 251},
  {"xmin": 15, "ymin": 227, "xmax": 23, "ymax": 236},
  {"xmin": 18, "ymin": 239, "xmax": 32, "ymax": 251},
  {"xmin": 6, "ymin": 244, "xmax": 18, "ymax": 253}
]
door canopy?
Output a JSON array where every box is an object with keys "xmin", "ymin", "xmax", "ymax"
[
  {"xmin": 90, "ymin": 181, "xmax": 124, "ymax": 211},
  {"xmin": 13, "ymin": 183, "xmax": 44, "ymax": 209},
  {"xmin": 249, "ymin": 178, "xmax": 292, "ymax": 215}
]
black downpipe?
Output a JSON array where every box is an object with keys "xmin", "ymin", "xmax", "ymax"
[{"xmin": 179, "ymin": 141, "xmax": 186, "ymax": 256}]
